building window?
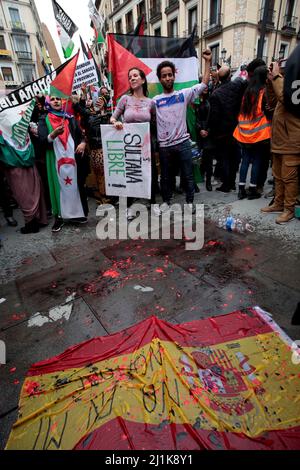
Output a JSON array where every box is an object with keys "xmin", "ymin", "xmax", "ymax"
[
  {"xmin": 115, "ymin": 19, "xmax": 122, "ymax": 34},
  {"xmin": 168, "ymin": 18, "xmax": 178, "ymax": 37},
  {"xmin": 9, "ymin": 8, "xmax": 21, "ymax": 23},
  {"xmin": 210, "ymin": 43, "xmax": 220, "ymax": 65},
  {"xmin": 13, "ymin": 35, "xmax": 30, "ymax": 52},
  {"xmin": 0, "ymin": 35, "xmax": 6, "ymax": 49},
  {"xmin": 1, "ymin": 67, "xmax": 14, "ymax": 81},
  {"xmin": 154, "ymin": 27, "xmax": 161, "ymax": 36},
  {"xmin": 209, "ymin": 0, "xmax": 220, "ymax": 25},
  {"xmin": 137, "ymin": 1, "xmax": 146, "ymax": 19},
  {"xmin": 188, "ymin": 7, "xmax": 197, "ymax": 34},
  {"xmin": 125, "ymin": 11, "xmax": 134, "ymax": 33},
  {"xmin": 285, "ymin": 0, "xmax": 295, "ymax": 18},
  {"xmin": 279, "ymin": 43, "xmax": 288, "ymax": 59},
  {"xmin": 20, "ymin": 64, "xmax": 35, "ymax": 83}
]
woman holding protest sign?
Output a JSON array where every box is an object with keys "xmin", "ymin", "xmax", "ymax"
[
  {"xmin": 110, "ymin": 67, "xmax": 160, "ymax": 219},
  {"xmin": 73, "ymin": 92, "xmax": 112, "ymax": 205}
]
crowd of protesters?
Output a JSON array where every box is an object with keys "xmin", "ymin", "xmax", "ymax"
[{"xmin": 0, "ymin": 44, "xmax": 299, "ymax": 235}]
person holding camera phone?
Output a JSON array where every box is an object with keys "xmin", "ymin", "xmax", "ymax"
[{"xmin": 261, "ymin": 49, "xmax": 300, "ymax": 224}]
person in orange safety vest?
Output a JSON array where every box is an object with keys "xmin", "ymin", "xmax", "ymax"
[{"xmin": 233, "ymin": 66, "xmax": 272, "ymax": 200}]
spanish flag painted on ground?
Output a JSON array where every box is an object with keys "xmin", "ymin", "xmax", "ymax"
[{"xmin": 6, "ymin": 308, "xmax": 300, "ymax": 450}]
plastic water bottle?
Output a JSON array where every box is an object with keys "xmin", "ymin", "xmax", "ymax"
[{"xmin": 217, "ymin": 215, "xmax": 254, "ymax": 233}]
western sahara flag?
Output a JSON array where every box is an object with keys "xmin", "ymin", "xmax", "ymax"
[
  {"xmin": 107, "ymin": 33, "xmax": 199, "ymax": 101},
  {"xmin": 52, "ymin": 0, "xmax": 78, "ymax": 59},
  {"xmin": 6, "ymin": 307, "xmax": 300, "ymax": 450},
  {"xmin": 0, "ymin": 54, "xmax": 79, "ymax": 170}
]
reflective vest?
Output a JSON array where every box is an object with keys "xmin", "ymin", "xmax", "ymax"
[{"xmin": 233, "ymin": 90, "xmax": 271, "ymax": 143}]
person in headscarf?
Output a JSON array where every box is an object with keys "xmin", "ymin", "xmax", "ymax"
[{"xmin": 38, "ymin": 96, "xmax": 88, "ymax": 232}]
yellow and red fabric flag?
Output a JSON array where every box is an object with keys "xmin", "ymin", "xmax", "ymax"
[{"xmin": 6, "ymin": 308, "xmax": 300, "ymax": 450}]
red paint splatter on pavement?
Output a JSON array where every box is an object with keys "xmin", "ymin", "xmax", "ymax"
[
  {"xmin": 205, "ymin": 240, "xmax": 223, "ymax": 248},
  {"xmin": 13, "ymin": 380, "xmax": 20, "ymax": 385},
  {"xmin": 155, "ymin": 268, "xmax": 164, "ymax": 274},
  {"xmin": 103, "ymin": 269, "xmax": 121, "ymax": 279},
  {"xmin": 10, "ymin": 367, "xmax": 16, "ymax": 373},
  {"xmin": 12, "ymin": 313, "xmax": 26, "ymax": 321}
]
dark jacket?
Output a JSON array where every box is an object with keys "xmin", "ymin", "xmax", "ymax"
[
  {"xmin": 195, "ymin": 99, "xmax": 215, "ymax": 150},
  {"xmin": 208, "ymin": 78, "xmax": 247, "ymax": 138},
  {"xmin": 284, "ymin": 43, "xmax": 300, "ymax": 118}
]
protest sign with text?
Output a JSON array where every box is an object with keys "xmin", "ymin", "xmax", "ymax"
[{"xmin": 101, "ymin": 123, "xmax": 151, "ymax": 199}]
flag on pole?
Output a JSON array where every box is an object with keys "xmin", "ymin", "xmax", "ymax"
[
  {"xmin": 86, "ymin": 42, "xmax": 101, "ymax": 85},
  {"xmin": 0, "ymin": 58, "xmax": 79, "ymax": 170},
  {"xmin": 51, "ymin": 0, "xmax": 78, "ymax": 59},
  {"xmin": 107, "ymin": 33, "xmax": 198, "ymax": 102},
  {"xmin": 88, "ymin": 0, "xmax": 105, "ymax": 45},
  {"xmin": 50, "ymin": 50, "xmax": 80, "ymax": 98},
  {"xmin": 0, "ymin": 100, "xmax": 36, "ymax": 169},
  {"xmin": 134, "ymin": 15, "xmax": 145, "ymax": 36},
  {"xmin": 5, "ymin": 308, "xmax": 300, "ymax": 450},
  {"xmin": 80, "ymin": 35, "xmax": 89, "ymax": 61}
]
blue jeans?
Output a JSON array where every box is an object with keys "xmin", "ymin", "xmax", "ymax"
[
  {"xmin": 239, "ymin": 143, "xmax": 265, "ymax": 186},
  {"xmin": 159, "ymin": 140, "xmax": 194, "ymax": 203}
]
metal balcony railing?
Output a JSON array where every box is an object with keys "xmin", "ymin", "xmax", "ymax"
[
  {"xmin": 10, "ymin": 21, "xmax": 26, "ymax": 32},
  {"xmin": 282, "ymin": 15, "xmax": 298, "ymax": 30},
  {"xmin": 0, "ymin": 49, "xmax": 12, "ymax": 59},
  {"xmin": 16, "ymin": 51, "xmax": 32, "ymax": 60},
  {"xmin": 165, "ymin": 0, "xmax": 179, "ymax": 14},
  {"xmin": 150, "ymin": 1, "xmax": 162, "ymax": 21},
  {"xmin": 203, "ymin": 13, "xmax": 223, "ymax": 37}
]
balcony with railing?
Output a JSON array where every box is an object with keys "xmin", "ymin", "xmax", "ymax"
[
  {"xmin": 150, "ymin": 1, "xmax": 162, "ymax": 23},
  {"xmin": 4, "ymin": 80, "xmax": 20, "ymax": 89},
  {"xmin": 113, "ymin": 0, "xmax": 120, "ymax": 9},
  {"xmin": 258, "ymin": 7, "xmax": 276, "ymax": 31},
  {"xmin": 165, "ymin": 0, "xmax": 179, "ymax": 15},
  {"xmin": 0, "ymin": 49, "xmax": 12, "ymax": 59},
  {"xmin": 281, "ymin": 15, "xmax": 298, "ymax": 36},
  {"xmin": 16, "ymin": 51, "xmax": 32, "ymax": 60},
  {"xmin": 10, "ymin": 21, "xmax": 26, "ymax": 32},
  {"xmin": 203, "ymin": 13, "xmax": 223, "ymax": 38}
]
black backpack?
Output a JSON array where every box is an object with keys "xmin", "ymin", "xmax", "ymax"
[{"xmin": 284, "ymin": 44, "xmax": 300, "ymax": 118}]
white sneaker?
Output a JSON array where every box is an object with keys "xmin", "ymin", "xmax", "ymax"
[
  {"xmin": 151, "ymin": 204, "xmax": 162, "ymax": 216},
  {"xmin": 160, "ymin": 202, "xmax": 170, "ymax": 213},
  {"xmin": 126, "ymin": 208, "xmax": 135, "ymax": 221}
]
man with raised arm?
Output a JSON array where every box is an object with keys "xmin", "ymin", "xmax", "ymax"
[{"xmin": 153, "ymin": 49, "xmax": 212, "ymax": 213}]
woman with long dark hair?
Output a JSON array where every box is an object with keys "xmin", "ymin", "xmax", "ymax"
[
  {"xmin": 234, "ymin": 65, "xmax": 272, "ymax": 200},
  {"xmin": 110, "ymin": 67, "xmax": 160, "ymax": 219}
]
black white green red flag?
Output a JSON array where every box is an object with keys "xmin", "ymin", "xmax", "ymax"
[
  {"xmin": 52, "ymin": 0, "xmax": 78, "ymax": 59},
  {"xmin": 107, "ymin": 33, "xmax": 199, "ymax": 102},
  {"xmin": 50, "ymin": 50, "xmax": 80, "ymax": 98}
]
